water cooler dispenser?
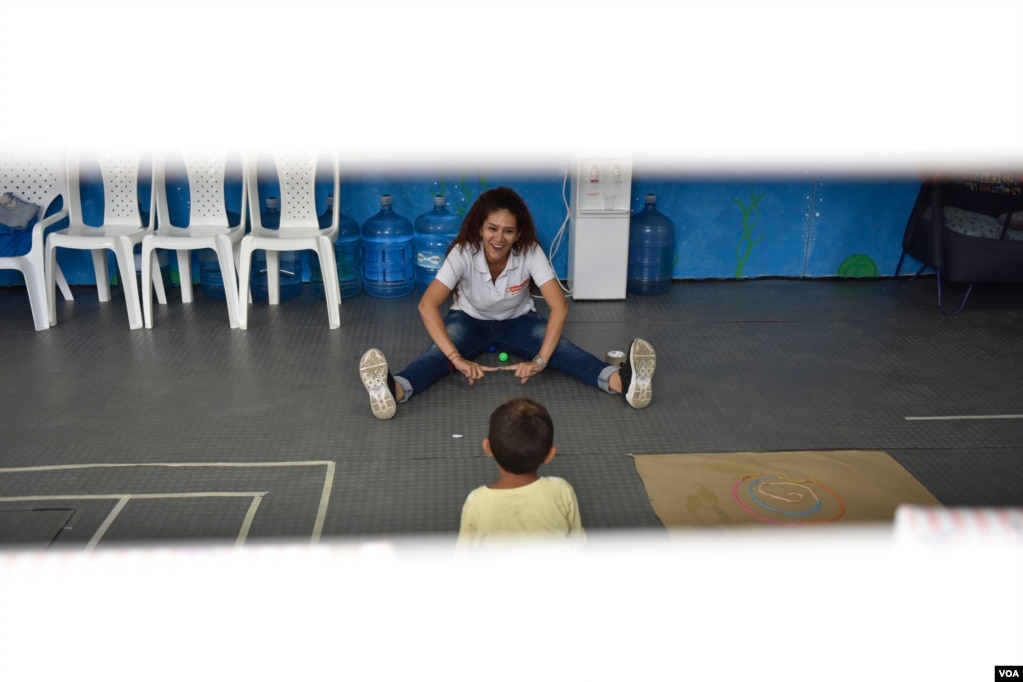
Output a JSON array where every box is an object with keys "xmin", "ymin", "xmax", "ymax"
[{"xmin": 567, "ymin": 158, "xmax": 633, "ymax": 299}]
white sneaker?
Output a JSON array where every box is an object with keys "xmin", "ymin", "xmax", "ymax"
[
  {"xmin": 359, "ymin": 348, "xmax": 396, "ymax": 420},
  {"xmin": 622, "ymin": 338, "xmax": 656, "ymax": 409}
]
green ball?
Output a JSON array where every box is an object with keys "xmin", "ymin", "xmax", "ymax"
[{"xmin": 498, "ymin": 352, "xmax": 509, "ymax": 362}]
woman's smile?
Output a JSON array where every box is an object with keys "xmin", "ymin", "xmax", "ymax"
[{"xmin": 481, "ymin": 209, "xmax": 519, "ymax": 265}]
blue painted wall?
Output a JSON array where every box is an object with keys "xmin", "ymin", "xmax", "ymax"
[
  {"xmin": 629, "ymin": 173, "xmax": 921, "ymax": 279},
  {"xmin": 335, "ymin": 165, "xmax": 921, "ymax": 283},
  {"xmin": 1, "ymin": 159, "xmax": 923, "ymax": 288}
]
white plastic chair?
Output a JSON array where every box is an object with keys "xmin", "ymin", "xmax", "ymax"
[
  {"xmin": 0, "ymin": 152, "xmax": 74, "ymax": 330},
  {"xmin": 142, "ymin": 150, "xmax": 248, "ymax": 328},
  {"xmin": 45, "ymin": 149, "xmax": 166, "ymax": 330},
  {"xmin": 237, "ymin": 150, "xmax": 341, "ymax": 330}
]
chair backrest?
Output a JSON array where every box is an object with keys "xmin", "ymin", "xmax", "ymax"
[
  {"xmin": 275, "ymin": 150, "xmax": 324, "ymax": 230},
  {"xmin": 66, "ymin": 149, "xmax": 152, "ymax": 227},
  {"xmin": 0, "ymin": 151, "xmax": 66, "ymax": 220},
  {"xmin": 248, "ymin": 150, "xmax": 339, "ymax": 235},
  {"xmin": 155, "ymin": 150, "xmax": 247, "ymax": 229}
]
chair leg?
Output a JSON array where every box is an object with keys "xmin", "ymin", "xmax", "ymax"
[
  {"xmin": 92, "ymin": 250, "xmax": 112, "ymax": 302},
  {"xmin": 45, "ymin": 242, "xmax": 59, "ymax": 327},
  {"xmin": 233, "ymin": 240, "xmax": 250, "ymax": 304},
  {"xmin": 54, "ymin": 262, "xmax": 74, "ymax": 301},
  {"xmin": 237, "ymin": 241, "xmax": 253, "ymax": 330},
  {"xmin": 141, "ymin": 242, "xmax": 156, "ymax": 329},
  {"xmin": 935, "ymin": 269, "xmax": 972, "ymax": 315},
  {"xmin": 23, "ymin": 257, "xmax": 51, "ymax": 331},
  {"xmin": 317, "ymin": 238, "xmax": 341, "ymax": 330},
  {"xmin": 233, "ymin": 242, "xmax": 252, "ymax": 304},
  {"xmin": 151, "ymin": 252, "xmax": 168, "ymax": 305},
  {"xmin": 265, "ymin": 250, "xmax": 281, "ymax": 306},
  {"xmin": 216, "ymin": 236, "xmax": 241, "ymax": 329},
  {"xmin": 114, "ymin": 239, "xmax": 143, "ymax": 330},
  {"xmin": 178, "ymin": 249, "xmax": 194, "ymax": 303}
]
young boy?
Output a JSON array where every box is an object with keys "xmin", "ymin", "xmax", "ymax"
[{"xmin": 456, "ymin": 396, "xmax": 586, "ymax": 552}]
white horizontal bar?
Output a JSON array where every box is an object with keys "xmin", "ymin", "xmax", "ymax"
[{"xmin": 905, "ymin": 414, "xmax": 1023, "ymax": 421}]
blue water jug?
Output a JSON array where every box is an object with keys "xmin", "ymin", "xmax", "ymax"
[
  {"xmin": 252, "ymin": 250, "xmax": 303, "ymax": 301},
  {"xmin": 627, "ymin": 193, "xmax": 675, "ymax": 296},
  {"xmin": 361, "ymin": 194, "xmax": 415, "ymax": 298},
  {"xmin": 413, "ymin": 195, "xmax": 460, "ymax": 293},
  {"xmin": 197, "ymin": 207, "xmax": 244, "ymax": 300},
  {"xmin": 311, "ymin": 194, "xmax": 362, "ymax": 299},
  {"xmin": 199, "ymin": 249, "xmax": 227, "ymax": 299},
  {"xmin": 252, "ymin": 196, "xmax": 302, "ymax": 301}
]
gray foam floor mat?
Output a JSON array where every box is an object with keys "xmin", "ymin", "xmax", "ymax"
[{"xmin": 2, "ymin": 277, "xmax": 1022, "ymax": 548}]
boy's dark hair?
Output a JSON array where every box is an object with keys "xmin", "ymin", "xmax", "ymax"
[{"xmin": 487, "ymin": 396, "xmax": 554, "ymax": 475}]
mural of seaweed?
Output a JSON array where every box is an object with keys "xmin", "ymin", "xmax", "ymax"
[
  {"xmin": 435, "ymin": 171, "xmax": 489, "ymax": 217},
  {"xmin": 732, "ymin": 187, "xmax": 765, "ymax": 278},
  {"xmin": 837, "ymin": 253, "xmax": 878, "ymax": 278}
]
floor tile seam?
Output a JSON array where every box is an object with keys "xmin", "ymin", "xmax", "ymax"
[
  {"xmin": 616, "ymin": 444, "xmax": 1023, "ymax": 454},
  {"xmin": 565, "ymin": 318, "xmax": 884, "ymax": 329},
  {"xmin": 883, "ymin": 445, "xmax": 1023, "ymax": 453}
]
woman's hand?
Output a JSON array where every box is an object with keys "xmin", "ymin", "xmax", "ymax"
[
  {"xmin": 501, "ymin": 361, "xmax": 544, "ymax": 385},
  {"xmin": 452, "ymin": 356, "xmax": 498, "ymax": 386}
]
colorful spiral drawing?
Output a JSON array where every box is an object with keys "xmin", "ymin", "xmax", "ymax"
[{"xmin": 731, "ymin": 473, "xmax": 846, "ymax": 525}]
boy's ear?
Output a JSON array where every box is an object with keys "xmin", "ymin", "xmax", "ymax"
[
  {"xmin": 543, "ymin": 445, "xmax": 557, "ymax": 464},
  {"xmin": 482, "ymin": 437, "xmax": 494, "ymax": 459}
]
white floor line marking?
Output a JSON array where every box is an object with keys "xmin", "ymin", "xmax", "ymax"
[
  {"xmin": 0, "ymin": 461, "xmax": 335, "ymax": 544},
  {"xmin": 1, "ymin": 492, "xmax": 267, "ymax": 502},
  {"xmin": 237, "ymin": 495, "xmax": 264, "ymax": 546},
  {"xmin": 0, "ymin": 461, "xmax": 336, "ymax": 474},
  {"xmin": 87, "ymin": 496, "xmax": 128, "ymax": 551},
  {"xmin": 904, "ymin": 414, "xmax": 1023, "ymax": 421},
  {"xmin": 2, "ymin": 492, "xmax": 268, "ymax": 549},
  {"xmin": 311, "ymin": 460, "xmax": 335, "ymax": 544}
]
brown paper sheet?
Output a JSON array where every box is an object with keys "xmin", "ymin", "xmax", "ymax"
[{"xmin": 631, "ymin": 450, "xmax": 941, "ymax": 531}]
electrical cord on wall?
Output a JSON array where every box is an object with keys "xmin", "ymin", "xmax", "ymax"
[{"xmin": 542, "ymin": 167, "xmax": 573, "ymax": 297}]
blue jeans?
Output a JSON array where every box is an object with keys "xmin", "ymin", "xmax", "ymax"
[{"xmin": 394, "ymin": 310, "xmax": 617, "ymax": 401}]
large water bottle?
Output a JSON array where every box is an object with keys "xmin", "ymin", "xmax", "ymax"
[
  {"xmin": 199, "ymin": 249, "xmax": 227, "ymax": 299},
  {"xmin": 252, "ymin": 196, "xmax": 302, "ymax": 301},
  {"xmin": 627, "ymin": 193, "xmax": 675, "ymax": 296},
  {"xmin": 252, "ymin": 251, "xmax": 303, "ymax": 301},
  {"xmin": 413, "ymin": 195, "xmax": 460, "ymax": 293},
  {"xmin": 198, "ymin": 209, "xmax": 243, "ymax": 299},
  {"xmin": 361, "ymin": 194, "xmax": 415, "ymax": 298},
  {"xmin": 311, "ymin": 194, "xmax": 362, "ymax": 299}
]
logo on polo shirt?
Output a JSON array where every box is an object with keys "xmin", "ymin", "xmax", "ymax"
[{"xmin": 507, "ymin": 278, "xmax": 530, "ymax": 294}]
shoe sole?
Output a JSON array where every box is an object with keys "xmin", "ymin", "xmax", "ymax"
[
  {"xmin": 625, "ymin": 338, "xmax": 656, "ymax": 409},
  {"xmin": 359, "ymin": 348, "xmax": 396, "ymax": 420}
]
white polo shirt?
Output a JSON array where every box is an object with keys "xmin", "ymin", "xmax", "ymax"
[{"xmin": 435, "ymin": 243, "xmax": 557, "ymax": 321}]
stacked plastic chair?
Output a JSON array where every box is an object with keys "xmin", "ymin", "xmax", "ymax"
[
  {"xmin": 237, "ymin": 150, "xmax": 341, "ymax": 330},
  {"xmin": 0, "ymin": 150, "xmax": 74, "ymax": 330},
  {"xmin": 142, "ymin": 150, "xmax": 247, "ymax": 328},
  {"xmin": 45, "ymin": 149, "xmax": 167, "ymax": 330}
]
